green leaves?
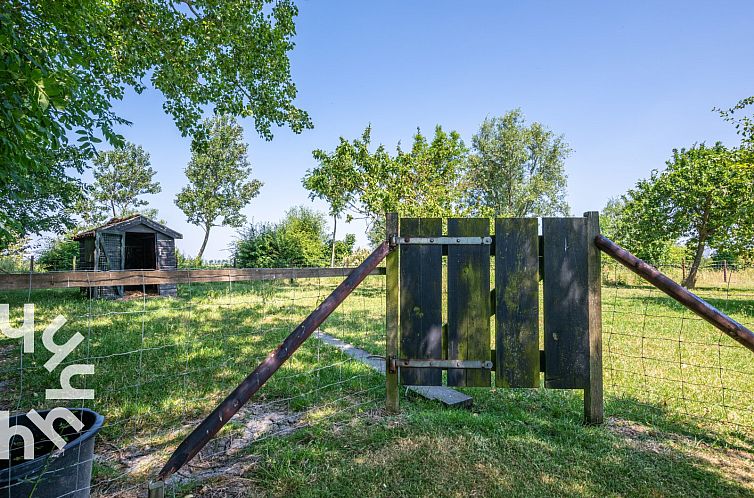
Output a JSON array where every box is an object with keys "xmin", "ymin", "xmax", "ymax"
[
  {"xmin": 303, "ymin": 111, "xmax": 572, "ymax": 245},
  {"xmin": 717, "ymin": 96, "xmax": 754, "ymax": 146},
  {"xmin": 463, "ymin": 109, "xmax": 571, "ymax": 218},
  {"xmin": 617, "ymin": 143, "xmax": 754, "ymax": 287},
  {"xmin": 234, "ymin": 206, "xmax": 331, "ymax": 268},
  {"xmin": 303, "ymin": 124, "xmax": 468, "ymax": 238},
  {"xmin": 175, "ymin": 115, "xmax": 262, "ymax": 260},
  {"xmin": 0, "ymin": 0, "xmax": 309, "ymax": 249},
  {"xmin": 90, "ymin": 142, "xmax": 162, "ymax": 219}
]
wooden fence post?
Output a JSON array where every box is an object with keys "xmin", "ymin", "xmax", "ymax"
[
  {"xmin": 584, "ymin": 211, "xmax": 604, "ymax": 424},
  {"xmin": 385, "ymin": 212, "xmax": 400, "ymax": 413}
]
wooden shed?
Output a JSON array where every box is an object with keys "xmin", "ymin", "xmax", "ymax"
[{"xmin": 73, "ymin": 215, "xmax": 183, "ymax": 298}]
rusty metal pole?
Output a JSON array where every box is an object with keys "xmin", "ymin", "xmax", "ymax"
[
  {"xmin": 156, "ymin": 241, "xmax": 391, "ymax": 481},
  {"xmin": 595, "ymin": 235, "xmax": 754, "ymax": 354}
]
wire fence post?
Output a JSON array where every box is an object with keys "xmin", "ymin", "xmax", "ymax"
[
  {"xmin": 584, "ymin": 211, "xmax": 604, "ymax": 424},
  {"xmin": 385, "ymin": 212, "xmax": 400, "ymax": 413},
  {"xmin": 147, "ymin": 480, "xmax": 165, "ymax": 498}
]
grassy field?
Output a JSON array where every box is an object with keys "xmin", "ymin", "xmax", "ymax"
[{"xmin": 1, "ymin": 263, "xmax": 753, "ymax": 497}]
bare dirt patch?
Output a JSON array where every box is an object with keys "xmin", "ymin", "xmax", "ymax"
[{"xmin": 93, "ymin": 402, "xmax": 304, "ymax": 497}]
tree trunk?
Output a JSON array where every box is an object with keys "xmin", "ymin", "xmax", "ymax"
[
  {"xmin": 682, "ymin": 237, "xmax": 706, "ymax": 289},
  {"xmin": 330, "ymin": 215, "xmax": 337, "ymax": 267},
  {"xmin": 197, "ymin": 225, "xmax": 211, "ymax": 262}
]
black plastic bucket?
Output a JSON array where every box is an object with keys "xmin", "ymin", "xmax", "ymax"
[{"xmin": 0, "ymin": 408, "xmax": 104, "ymax": 498}]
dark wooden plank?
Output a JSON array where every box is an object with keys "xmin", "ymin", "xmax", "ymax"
[
  {"xmin": 385, "ymin": 213, "xmax": 400, "ymax": 413},
  {"xmin": 543, "ymin": 217, "xmax": 590, "ymax": 389},
  {"xmin": 584, "ymin": 211, "xmax": 604, "ymax": 423},
  {"xmin": 399, "ymin": 217, "xmax": 443, "ymax": 386},
  {"xmin": 447, "ymin": 218, "xmax": 491, "ymax": 387},
  {"xmin": 495, "ymin": 218, "xmax": 540, "ymax": 388}
]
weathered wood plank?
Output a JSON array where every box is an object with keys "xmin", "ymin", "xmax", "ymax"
[
  {"xmin": 399, "ymin": 218, "xmax": 443, "ymax": 386},
  {"xmin": 447, "ymin": 218, "xmax": 491, "ymax": 387},
  {"xmin": 584, "ymin": 211, "xmax": 604, "ymax": 424},
  {"xmin": 0, "ymin": 267, "xmax": 386, "ymax": 291},
  {"xmin": 495, "ymin": 218, "xmax": 540, "ymax": 388},
  {"xmin": 543, "ymin": 217, "xmax": 590, "ymax": 389},
  {"xmin": 385, "ymin": 213, "xmax": 400, "ymax": 413},
  {"xmin": 406, "ymin": 385, "xmax": 473, "ymax": 408}
]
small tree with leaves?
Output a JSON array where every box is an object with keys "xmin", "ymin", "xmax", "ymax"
[
  {"xmin": 176, "ymin": 115, "xmax": 262, "ymax": 261},
  {"xmin": 620, "ymin": 143, "xmax": 754, "ymax": 288},
  {"xmin": 89, "ymin": 142, "xmax": 161, "ymax": 219},
  {"xmin": 303, "ymin": 125, "xmax": 467, "ymax": 245},
  {"xmin": 462, "ymin": 109, "xmax": 571, "ymax": 217}
]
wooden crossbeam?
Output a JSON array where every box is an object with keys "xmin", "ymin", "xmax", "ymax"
[{"xmin": 0, "ymin": 267, "xmax": 386, "ymax": 291}]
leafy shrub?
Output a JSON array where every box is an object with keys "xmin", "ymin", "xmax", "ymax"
[
  {"xmin": 234, "ymin": 206, "xmax": 330, "ymax": 268},
  {"xmin": 37, "ymin": 238, "xmax": 79, "ymax": 271}
]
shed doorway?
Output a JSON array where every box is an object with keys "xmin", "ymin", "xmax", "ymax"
[{"xmin": 124, "ymin": 232, "xmax": 158, "ymax": 293}]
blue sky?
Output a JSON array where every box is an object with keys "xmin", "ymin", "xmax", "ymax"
[{"xmin": 104, "ymin": 0, "xmax": 754, "ymax": 259}]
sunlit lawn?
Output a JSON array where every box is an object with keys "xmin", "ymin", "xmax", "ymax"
[{"xmin": 0, "ymin": 265, "xmax": 752, "ymax": 496}]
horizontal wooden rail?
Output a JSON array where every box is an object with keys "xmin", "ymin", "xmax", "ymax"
[
  {"xmin": 595, "ymin": 234, "xmax": 754, "ymax": 354},
  {"xmin": 0, "ymin": 267, "xmax": 386, "ymax": 291}
]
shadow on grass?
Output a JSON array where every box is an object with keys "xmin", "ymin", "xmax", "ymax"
[{"xmin": 246, "ymin": 388, "xmax": 753, "ymax": 498}]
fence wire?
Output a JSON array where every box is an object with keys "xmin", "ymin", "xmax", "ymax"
[
  {"xmin": 0, "ymin": 270, "xmax": 386, "ymax": 497},
  {"xmin": 2, "ymin": 259, "xmax": 753, "ymax": 496},
  {"xmin": 603, "ymin": 259, "xmax": 754, "ymax": 437}
]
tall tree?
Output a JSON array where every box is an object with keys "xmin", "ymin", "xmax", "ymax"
[
  {"xmin": 462, "ymin": 109, "xmax": 571, "ymax": 217},
  {"xmin": 0, "ymin": 0, "xmax": 311, "ymax": 249},
  {"xmin": 175, "ymin": 115, "xmax": 262, "ymax": 260},
  {"xmin": 303, "ymin": 125, "xmax": 467, "ymax": 245},
  {"xmin": 620, "ymin": 143, "xmax": 754, "ymax": 288},
  {"xmin": 90, "ymin": 142, "xmax": 161, "ymax": 219}
]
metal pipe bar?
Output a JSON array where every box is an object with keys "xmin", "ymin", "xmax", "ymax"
[
  {"xmin": 156, "ymin": 242, "xmax": 391, "ymax": 481},
  {"xmin": 595, "ymin": 234, "xmax": 754, "ymax": 354},
  {"xmin": 393, "ymin": 359, "xmax": 494, "ymax": 370}
]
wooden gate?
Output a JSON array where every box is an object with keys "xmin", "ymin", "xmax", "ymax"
[{"xmin": 384, "ymin": 212, "xmax": 603, "ymax": 424}]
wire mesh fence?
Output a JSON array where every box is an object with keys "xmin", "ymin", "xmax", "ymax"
[
  {"xmin": 602, "ymin": 259, "xmax": 754, "ymax": 439},
  {"xmin": 1, "ymin": 258, "xmax": 753, "ymax": 496},
  {"xmin": 0, "ymin": 270, "xmax": 386, "ymax": 497}
]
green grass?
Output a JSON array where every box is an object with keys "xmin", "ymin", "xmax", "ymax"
[{"xmin": 1, "ymin": 265, "xmax": 753, "ymax": 497}]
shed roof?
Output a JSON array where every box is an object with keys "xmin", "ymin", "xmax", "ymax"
[{"xmin": 73, "ymin": 215, "xmax": 183, "ymax": 240}]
